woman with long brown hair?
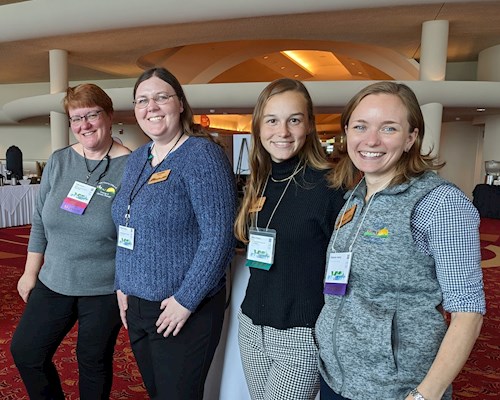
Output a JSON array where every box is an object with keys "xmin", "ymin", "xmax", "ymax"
[{"xmin": 235, "ymin": 78, "xmax": 344, "ymax": 400}]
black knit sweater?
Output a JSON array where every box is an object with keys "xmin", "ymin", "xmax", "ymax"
[{"xmin": 241, "ymin": 157, "xmax": 345, "ymax": 329}]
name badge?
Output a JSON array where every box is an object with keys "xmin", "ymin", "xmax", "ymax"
[
  {"xmin": 118, "ymin": 225, "xmax": 135, "ymax": 250},
  {"xmin": 324, "ymin": 251, "xmax": 352, "ymax": 296},
  {"xmin": 249, "ymin": 196, "xmax": 266, "ymax": 213},
  {"xmin": 60, "ymin": 181, "xmax": 96, "ymax": 215},
  {"xmin": 336, "ymin": 205, "xmax": 356, "ymax": 229},
  {"xmin": 148, "ymin": 169, "xmax": 171, "ymax": 184},
  {"xmin": 245, "ymin": 228, "xmax": 276, "ymax": 271}
]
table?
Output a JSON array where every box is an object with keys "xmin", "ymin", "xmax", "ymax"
[
  {"xmin": 0, "ymin": 184, "xmax": 40, "ymax": 228},
  {"xmin": 473, "ymin": 184, "xmax": 500, "ymax": 219}
]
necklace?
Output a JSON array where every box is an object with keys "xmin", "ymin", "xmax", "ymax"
[
  {"xmin": 151, "ymin": 132, "xmax": 184, "ymax": 166},
  {"xmin": 124, "ymin": 132, "xmax": 185, "ymax": 226},
  {"xmin": 270, "ymin": 164, "xmax": 304, "ymax": 183},
  {"xmin": 83, "ymin": 140, "xmax": 113, "ymax": 183}
]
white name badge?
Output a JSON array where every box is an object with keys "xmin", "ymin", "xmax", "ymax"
[
  {"xmin": 118, "ymin": 225, "xmax": 135, "ymax": 250},
  {"xmin": 325, "ymin": 252, "xmax": 352, "ymax": 285},
  {"xmin": 246, "ymin": 228, "xmax": 276, "ymax": 270},
  {"xmin": 60, "ymin": 181, "xmax": 96, "ymax": 215}
]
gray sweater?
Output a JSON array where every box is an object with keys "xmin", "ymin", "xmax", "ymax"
[
  {"xmin": 316, "ymin": 172, "xmax": 453, "ymax": 400},
  {"xmin": 28, "ymin": 146, "xmax": 128, "ymax": 296}
]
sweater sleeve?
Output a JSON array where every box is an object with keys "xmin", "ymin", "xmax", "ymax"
[{"xmin": 173, "ymin": 141, "xmax": 237, "ymax": 311}]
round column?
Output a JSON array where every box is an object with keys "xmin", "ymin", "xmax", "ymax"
[
  {"xmin": 421, "ymin": 103, "xmax": 443, "ymax": 158},
  {"xmin": 49, "ymin": 49, "xmax": 68, "ymax": 94},
  {"xmin": 50, "ymin": 111, "xmax": 69, "ymax": 151},
  {"xmin": 49, "ymin": 49, "xmax": 69, "ymax": 151},
  {"xmin": 481, "ymin": 115, "xmax": 500, "ymax": 167},
  {"xmin": 419, "ymin": 20, "xmax": 449, "ymax": 81},
  {"xmin": 477, "ymin": 46, "xmax": 500, "ymax": 175},
  {"xmin": 478, "ymin": 44, "xmax": 500, "ymax": 82}
]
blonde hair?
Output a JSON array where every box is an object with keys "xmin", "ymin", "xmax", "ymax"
[
  {"xmin": 328, "ymin": 81, "xmax": 444, "ymax": 189},
  {"xmin": 234, "ymin": 78, "xmax": 330, "ymax": 243}
]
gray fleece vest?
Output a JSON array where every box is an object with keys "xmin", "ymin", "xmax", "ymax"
[{"xmin": 316, "ymin": 172, "xmax": 452, "ymax": 400}]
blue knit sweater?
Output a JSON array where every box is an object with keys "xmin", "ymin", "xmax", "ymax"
[{"xmin": 112, "ymin": 136, "xmax": 237, "ymax": 311}]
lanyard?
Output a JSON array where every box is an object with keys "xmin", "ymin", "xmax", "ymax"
[
  {"xmin": 255, "ymin": 162, "xmax": 302, "ymax": 230},
  {"xmin": 83, "ymin": 141, "xmax": 113, "ymax": 184},
  {"xmin": 331, "ymin": 176, "xmax": 393, "ymax": 252},
  {"xmin": 124, "ymin": 133, "xmax": 183, "ymax": 226}
]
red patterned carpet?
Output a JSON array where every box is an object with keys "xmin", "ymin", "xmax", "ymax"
[
  {"xmin": 0, "ymin": 222, "xmax": 499, "ymax": 399},
  {"xmin": 0, "ymin": 226, "xmax": 148, "ymax": 400}
]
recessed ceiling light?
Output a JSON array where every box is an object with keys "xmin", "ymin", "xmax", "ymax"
[{"xmin": 476, "ymin": 108, "xmax": 486, "ymax": 112}]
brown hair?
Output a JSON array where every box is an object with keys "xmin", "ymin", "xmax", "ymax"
[
  {"xmin": 63, "ymin": 83, "xmax": 113, "ymax": 117},
  {"xmin": 328, "ymin": 81, "xmax": 444, "ymax": 189},
  {"xmin": 234, "ymin": 78, "xmax": 330, "ymax": 243},
  {"xmin": 133, "ymin": 67, "xmax": 216, "ymax": 142}
]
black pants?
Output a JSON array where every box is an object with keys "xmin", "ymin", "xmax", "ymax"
[
  {"xmin": 127, "ymin": 287, "xmax": 226, "ymax": 400},
  {"xmin": 320, "ymin": 375, "xmax": 351, "ymax": 400},
  {"xmin": 10, "ymin": 279, "xmax": 122, "ymax": 400}
]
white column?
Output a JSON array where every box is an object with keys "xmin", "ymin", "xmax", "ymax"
[
  {"xmin": 477, "ymin": 44, "xmax": 500, "ymax": 82},
  {"xmin": 481, "ymin": 115, "xmax": 500, "ymax": 165},
  {"xmin": 50, "ymin": 111, "xmax": 69, "ymax": 151},
  {"xmin": 419, "ymin": 20, "xmax": 449, "ymax": 81},
  {"xmin": 49, "ymin": 49, "xmax": 69, "ymax": 151},
  {"xmin": 421, "ymin": 103, "xmax": 443, "ymax": 159},
  {"xmin": 477, "ymin": 46, "xmax": 500, "ymax": 175},
  {"xmin": 419, "ymin": 20, "xmax": 448, "ymax": 161}
]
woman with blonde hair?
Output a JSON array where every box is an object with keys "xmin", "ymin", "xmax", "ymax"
[
  {"xmin": 235, "ymin": 78, "xmax": 344, "ymax": 400},
  {"xmin": 316, "ymin": 81, "xmax": 485, "ymax": 400}
]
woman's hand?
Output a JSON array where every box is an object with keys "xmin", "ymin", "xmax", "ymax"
[
  {"xmin": 17, "ymin": 272, "xmax": 37, "ymax": 302},
  {"xmin": 156, "ymin": 296, "xmax": 192, "ymax": 337},
  {"xmin": 117, "ymin": 290, "xmax": 129, "ymax": 329},
  {"xmin": 17, "ymin": 252, "xmax": 44, "ymax": 302}
]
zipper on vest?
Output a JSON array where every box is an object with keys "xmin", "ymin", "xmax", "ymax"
[{"xmin": 332, "ymin": 295, "xmax": 347, "ymax": 392}]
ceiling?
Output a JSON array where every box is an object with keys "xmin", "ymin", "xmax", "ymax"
[{"xmin": 1, "ymin": 0, "xmax": 500, "ymax": 131}]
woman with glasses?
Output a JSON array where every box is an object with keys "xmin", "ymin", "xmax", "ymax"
[
  {"xmin": 11, "ymin": 83, "xmax": 130, "ymax": 399},
  {"xmin": 112, "ymin": 67, "xmax": 237, "ymax": 400}
]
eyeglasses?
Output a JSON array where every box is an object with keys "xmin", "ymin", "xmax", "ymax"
[
  {"xmin": 133, "ymin": 93, "xmax": 178, "ymax": 109},
  {"xmin": 69, "ymin": 110, "xmax": 103, "ymax": 126}
]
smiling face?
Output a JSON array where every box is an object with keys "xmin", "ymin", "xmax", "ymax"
[
  {"xmin": 345, "ymin": 93, "xmax": 417, "ymax": 184},
  {"xmin": 134, "ymin": 76, "xmax": 184, "ymax": 144},
  {"xmin": 259, "ymin": 90, "xmax": 309, "ymax": 163},
  {"xmin": 69, "ymin": 106, "xmax": 113, "ymax": 153}
]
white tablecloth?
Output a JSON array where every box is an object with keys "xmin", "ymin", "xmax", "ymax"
[
  {"xmin": 0, "ymin": 184, "xmax": 39, "ymax": 228},
  {"xmin": 204, "ymin": 252, "xmax": 251, "ymax": 400}
]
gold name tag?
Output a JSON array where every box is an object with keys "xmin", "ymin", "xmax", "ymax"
[
  {"xmin": 148, "ymin": 169, "xmax": 171, "ymax": 184},
  {"xmin": 336, "ymin": 204, "xmax": 356, "ymax": 229}
]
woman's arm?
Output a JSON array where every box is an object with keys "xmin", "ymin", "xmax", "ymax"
[
  {"xmin": 408, "ymin": 185, "xmax": 486, "ymax": 399},
  {"xmin": 405, "ymin": 312, "xmax": 483, "ymax": 400}
]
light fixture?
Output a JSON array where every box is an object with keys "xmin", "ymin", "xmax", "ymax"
[
  {"xmin": 476, "ymin": 108, "xmax": 486, "ymax": 112},
  {"xmin": 281, "ymin": 50, "xmax": 313, "ymax": 75}
]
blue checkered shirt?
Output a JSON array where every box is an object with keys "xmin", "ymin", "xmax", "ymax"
[{"xmin": 412, "ymin": 184, "xmax": 486, "ymax": 315}]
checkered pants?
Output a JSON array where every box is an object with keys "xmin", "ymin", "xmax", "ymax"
[{"xmin": 238, "ymin": 310, "xmax": 320, "ymax": 400}]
